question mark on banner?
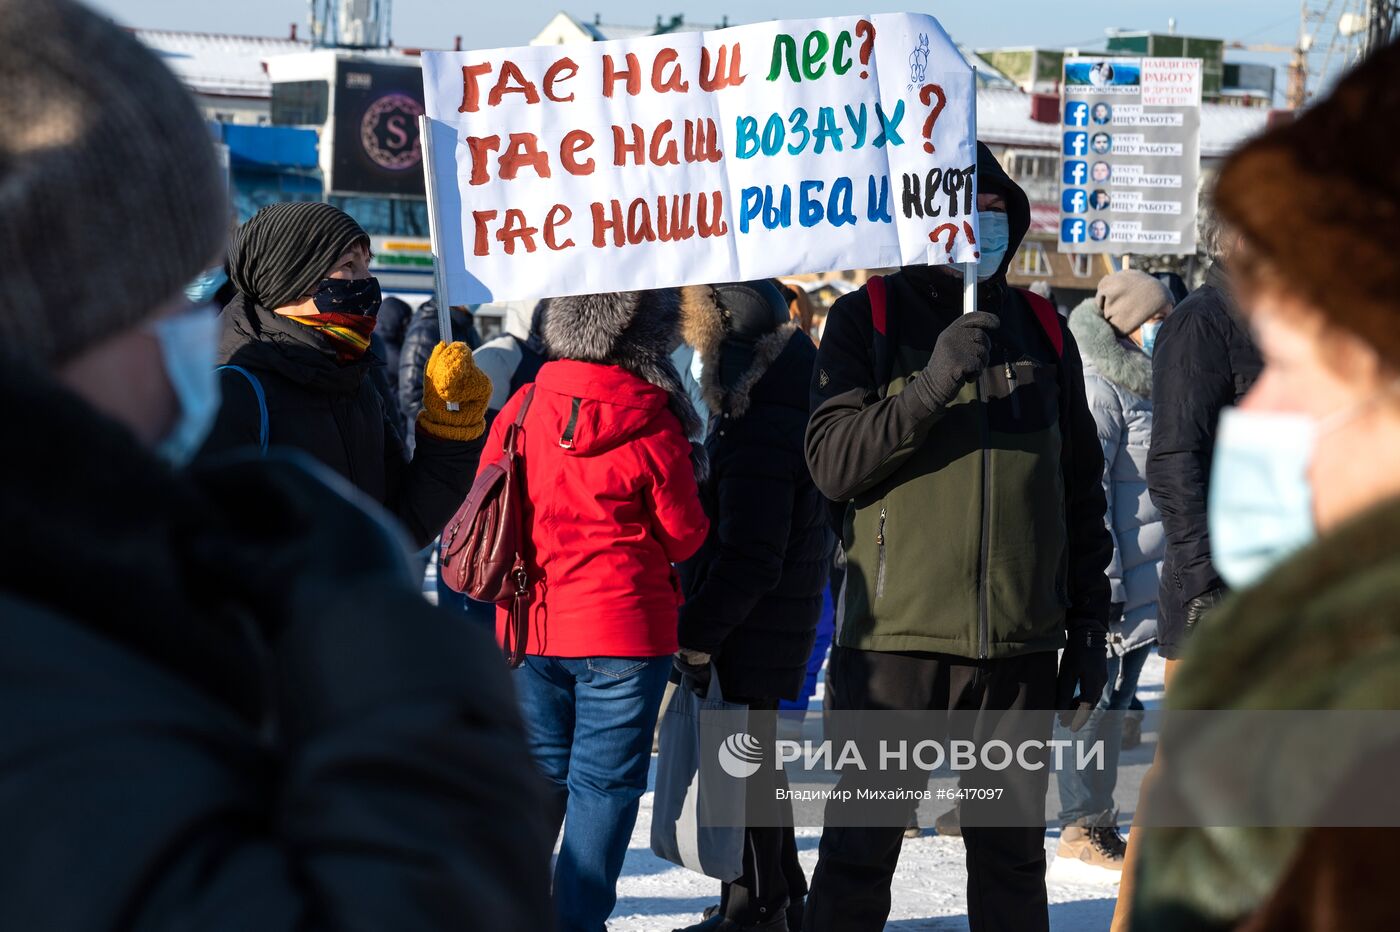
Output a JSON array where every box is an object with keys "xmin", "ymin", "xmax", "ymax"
[
  {"xmin": 962, "ymin": 221, "xmax": 979, "ymax": 259},
  {"xmin": 929, "ymin": 222, "xmax": 959, "ymax": 255},
  {"xmin": 919, "ymin": 83, "xmax": 946, "ymax": 154},
  {"xmin": 855, "ymin": 19, "xmax": 875, "ymax": 79}
]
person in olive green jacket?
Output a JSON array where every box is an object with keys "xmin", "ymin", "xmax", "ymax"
[{"xmin": 802, "ymin": 143, "xmax": 1114, "ymax": 932}]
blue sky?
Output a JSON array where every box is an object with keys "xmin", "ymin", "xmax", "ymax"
[{"xmin": 88, "ymin": 0, "xmax": 1300, "ymax": 68}]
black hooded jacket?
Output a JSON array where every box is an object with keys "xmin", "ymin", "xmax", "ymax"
[
  {"xmin": 199, "ymin": 296, "xmax": 480, "ymax": 549},
  {"xmin": 679, "ymin": 324, "xmax": 833, "ymax": 700},
  {"xmin": 804, "ymin": 143, "xmax": 1113, "ymax": 658},
  {"xmin": 0, "ymin": 355, "xmax": 553, "ymax": 931}
]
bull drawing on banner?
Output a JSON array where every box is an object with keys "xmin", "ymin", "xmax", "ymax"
[{"xmin": 908, "ymin": 33, "xmax": 929, "ymax": 90}]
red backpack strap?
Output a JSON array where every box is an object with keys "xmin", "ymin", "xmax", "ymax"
[
  {"xmin": 867, "ymin": 274, "xmax": 887, "ymax": 336},
  {"xmin": 1018, "ymin": 288, "xmax": 1064, "ymax": 359},
  {"xmin": 864, "ymin": 275, "xmax": 899, "ymax": 399}
]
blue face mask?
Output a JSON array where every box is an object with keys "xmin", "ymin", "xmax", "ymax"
[
  {"xmin": 184, "ymin": 267, "xmax": 228, "ymax": 305},
  {"xmin": 1140, "ymin": 320, "xmax": 1162, "ymax": 356},
  {"xmin": 976, "ymin": 211, "xmax": 1011, "ymax": 281},
  {"xmin": 153, "ymin": 308, "xmax": 222, "ymax": 467},
  {"xmin": 1208, "ymin": 408, "xmax": 1318, "ymax": 589}
]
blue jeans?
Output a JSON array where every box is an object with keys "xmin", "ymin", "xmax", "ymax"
[
  {"xmin": 514, "ymin": 654, "xmax": 671, "ymax": 932},
  {"xmin": 1055, "ymin": 643, "xmax": 1151, "ymax": 824}
]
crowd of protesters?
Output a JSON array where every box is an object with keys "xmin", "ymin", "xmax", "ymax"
[{"xmin": 4, "ymin": 1, "xmax": 1400, "ymax": 931}]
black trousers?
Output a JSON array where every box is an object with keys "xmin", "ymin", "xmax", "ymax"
[
  {"xmin": 805, "ymin": 647, "xmax": 1057, "ymax": 932},
  {"xmin": 720, "ymin": 697, "xmax": 808, "ymax": 925}
]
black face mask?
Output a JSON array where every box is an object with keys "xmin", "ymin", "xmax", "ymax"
[{"xmin": 310, "ymin": 276, "xmax": 382, "ymax": 317}]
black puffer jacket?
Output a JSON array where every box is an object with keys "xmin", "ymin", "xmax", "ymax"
[
  {"xmin": 198, "ymin": 296, "xmax": 480, "ymax": 549},
  {"xmin": 679, "ymin": 326, "xmax": 833, "ymax": 700},
  {"xmin": 0, "ymin": 355, "xmax": 553, "ymax": 931},
  {"xmin": 1146, "ymin": 261, "xmax": 1262, "ymax": 658}
]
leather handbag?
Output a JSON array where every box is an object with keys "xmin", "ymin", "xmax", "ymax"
[{"xmin": 440, "ymin": 386, "xmax": 536, "ymax": 666}]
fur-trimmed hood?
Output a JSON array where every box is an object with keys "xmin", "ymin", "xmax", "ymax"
[
  {"xmin": 543, "ymin": 288, "xmax": 703, "ymax": 444},
  {"xmin": 680, "ymin": 284, "xmax": 803, "ymax": 419},
  {"xmin": 1068, "ymin": 298, "xmax": 1152, "ymax": 398}
]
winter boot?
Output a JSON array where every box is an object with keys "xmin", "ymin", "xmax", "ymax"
[
  {"xmin": 903, "ymin": 813, "xmax": 922, "ymax": 839},
  {"xmin": 1057, "ymin": 814, "xmax": 1127, "ymax": 871},
  {"xmin": 933, "ymin": 803, "xmax": 961, "ymax": 837},
  {"xmin": 673, "ymin": 911, "xmax": 789, "ymax": 932}
]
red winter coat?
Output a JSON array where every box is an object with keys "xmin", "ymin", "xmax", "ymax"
[{"xmin": 481, "ymin": 360, "xmax": 708, "ymax": 657}]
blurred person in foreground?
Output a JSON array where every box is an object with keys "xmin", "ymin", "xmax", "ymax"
[
  {"xmin": 1132, "ymin": 38, "xmax": 1400, "ymax": 932},
  {"xmin": 1055, "ymin": 271, "xmax": 1172, "ymax": 873},
  {"xmin": 673, "ymin": 281, "xmax": 832, "ymax": 932},
  {"xmin": 0, "ymin": 2, "xmax": 552, "ymax": 928}
]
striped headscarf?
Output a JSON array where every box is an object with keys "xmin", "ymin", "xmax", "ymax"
[{"xmin": 229, "ymin": 202, "xmax": 369, "ymax": 310}]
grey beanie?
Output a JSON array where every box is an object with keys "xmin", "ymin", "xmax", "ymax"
[
  {"xmin": 228, "ymin": 202, "xmax": 369, "ymax": 310},
  {"xmin": 1096, "ymin": 270, "xmax": 1173, "ymax": 335},
  {"xmin": 0, "ymin": 0, "xmax": 228, "ymax": 364}
]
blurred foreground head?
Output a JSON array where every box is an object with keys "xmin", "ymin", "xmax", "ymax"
[
  {"xmin": 1216, "ymin": 38, "xmax": 1400, "ymax": 375},
  {"xmin": 1213, "ymin": 38, "xmax": 1400, "ymax": 535},
  {"xmin": 0, "ymin": 0, "xmax": 227, "ymax": 444}
]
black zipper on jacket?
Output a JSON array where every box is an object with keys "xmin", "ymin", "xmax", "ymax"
[
  {"xmin": 1005, "ymin": 356, "xmax": 1021, "ymax": 419},
  {"xmin": 875, "ymin": 505, "xmax": 888, "ymax": 600},
  {"xmin": 976, "ymin": 375, "xmax": 991, "ymax": 659}
]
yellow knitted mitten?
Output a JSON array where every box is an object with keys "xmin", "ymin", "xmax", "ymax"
[{"xmin": 417, "ymin": 341, "xmax": 490, "ymax": 441}]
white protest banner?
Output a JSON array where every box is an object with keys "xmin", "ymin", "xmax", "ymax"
[{"xmin": 421, "ymin": 14, "xmax": 977, "ymax": 305}]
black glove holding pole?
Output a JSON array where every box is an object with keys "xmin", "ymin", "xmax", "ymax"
[
  {"xmin": 1056, "ymin": 627, "xmax": 1109, "ymax": 732},
  {"xmin": 913, "ymin": 311, "xmax": 1000, "ymax": 410}
]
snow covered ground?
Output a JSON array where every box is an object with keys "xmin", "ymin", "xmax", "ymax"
[{"xmin": 609, "ymin": 651, "xmax": 1167, "ymax": 931}]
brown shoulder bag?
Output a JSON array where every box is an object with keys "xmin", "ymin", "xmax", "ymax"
[{"xmin": 440, "ymin": 386, "xmax": 535, "ymax": 667}]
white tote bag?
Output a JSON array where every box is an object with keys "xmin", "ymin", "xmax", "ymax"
[{"xmin": 650, "ymin": 668, "xmax": 749, "ymax": 881}]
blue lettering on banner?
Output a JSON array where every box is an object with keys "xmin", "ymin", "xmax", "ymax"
[
  {"xmin": 734, "ymin": 103, "xmax": 906, "ymax": 159},
  {"xmin": 741, "ymin": 175, "xmax": 883, "ymax": 233},
  {"xmin": 1063, "ymin": 160, "xmax": 1088, "ymax": 186},
  {"xmin": 1065, "ymin": 101, "xmax": 1089, "ymax": 127},
  {"xmin": 1063, "ymin": 132, "xmax": 1088, "ymax": 157}
]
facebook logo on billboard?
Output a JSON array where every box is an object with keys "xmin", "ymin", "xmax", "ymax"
[
  {"xmin": 1061, "ymin": 219, "xmax": 1088, "ymax": 243},
  {"xmin": 1064, "ymin": 132, "xmax": 1088, "ymax": 156},
  {"xmin": 1063, "ymin": 160, "xmax": 1088, "ymax": 186},
  {"xmin": 1065, "ymin": 101, "xmax": 1089, "ymax": 126},
  {"xmin": 1062, "ymin": 189, "xmax": 1088, "ymax": 214}
]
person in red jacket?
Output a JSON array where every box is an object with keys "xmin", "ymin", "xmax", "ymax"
[{"xmin": 478, "ymin": 287, "xmax": 708, "ymax": 932}]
